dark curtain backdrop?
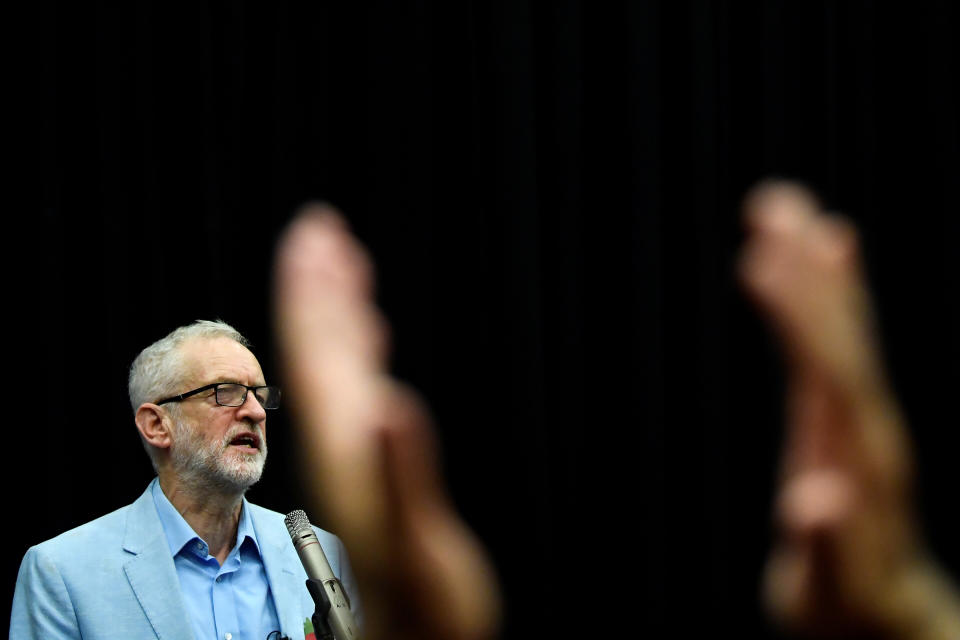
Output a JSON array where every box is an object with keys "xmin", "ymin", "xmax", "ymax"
[{"xmin": 9, "ymin": 2, "xmax": 958, "ymax": 638}]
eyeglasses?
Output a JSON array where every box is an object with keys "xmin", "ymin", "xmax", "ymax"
[{"xmin": 156, "ymin": 383, "xmax": 281, "ymax": 410}]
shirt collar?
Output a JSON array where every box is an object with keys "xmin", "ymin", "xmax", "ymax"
[{"xmin": 150, "ymin": 477, "xmax": 262, "ymax": 558}]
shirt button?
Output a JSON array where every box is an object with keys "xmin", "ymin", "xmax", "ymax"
[{"xmin": 224, "ymin": 634, "xmax": 232, "ymax": 640}]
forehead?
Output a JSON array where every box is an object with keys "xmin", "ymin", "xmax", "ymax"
[{"xmin": 178, "ymin": 336, "xmax": 265, "ymax": 386}]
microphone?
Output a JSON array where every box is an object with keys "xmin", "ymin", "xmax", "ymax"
[{"xmin": 284, "ymin": 509, "xmax": 361, "ymax": 640}]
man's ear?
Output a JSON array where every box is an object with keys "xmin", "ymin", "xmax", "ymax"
[{"xmin": 135, "ymin": 403, "xmax": 174, "ymax": 451}]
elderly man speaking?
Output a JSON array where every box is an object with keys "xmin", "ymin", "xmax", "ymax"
[{"xmin": 11, "ymin": 320, "xmax": 358, "ymax": 640}]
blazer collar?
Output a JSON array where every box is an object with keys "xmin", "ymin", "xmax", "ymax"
[
  {"xmin": 248, "ymin": 501, "xmax": 311, "ymax": 640},
  {"xmin": 121, "ymin": 478, "xmax": 195, "ymax": 639}
]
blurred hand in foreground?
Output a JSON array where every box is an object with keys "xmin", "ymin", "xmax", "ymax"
[
  {"xmin": 273, "ymin": 205, "xmax": 501, "ymax": 640},
  {"xmin": 739, "ymin": 181, "xmax": 960, "ymax": 639}
]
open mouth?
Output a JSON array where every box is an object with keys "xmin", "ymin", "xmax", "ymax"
[{"xmin": 228, "ymin": 432, "xmax": 261, "ymax": 453}]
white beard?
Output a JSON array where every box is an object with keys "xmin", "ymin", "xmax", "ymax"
[{"xmin": 170, "ymin": 420, "xmax": 267, "ymax": 495}]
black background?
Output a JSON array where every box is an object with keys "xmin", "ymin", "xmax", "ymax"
[{"xmin": 8, "ymin": 2, "xmax": 959, "ymax": 638}]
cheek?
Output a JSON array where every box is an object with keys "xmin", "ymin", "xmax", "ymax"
[{"xmin": 205, "ymin": 421, "xmax": 233, "ymax": 447}]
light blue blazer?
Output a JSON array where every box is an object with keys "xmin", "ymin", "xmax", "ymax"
[{"xmin": 10, "ymin": 479, "xmax": 359, "ymax": 640}]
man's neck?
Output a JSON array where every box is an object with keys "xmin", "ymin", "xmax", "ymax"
[{"xmin": 158, "ymin": 474, "xmax": 245, "ymax": 566}]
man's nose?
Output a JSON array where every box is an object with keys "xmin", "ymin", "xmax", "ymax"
[{"xmin": 237, "ymin": 389, "xmax": 268, "ymax": 421}]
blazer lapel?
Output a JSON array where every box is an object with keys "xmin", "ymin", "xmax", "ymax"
[
  {"xmin": 121, "ymin": 480, "xmax": 195, "ymax": 640},
  {"xmin": 251, "ymin": 504, "xmax": 311, "ymax": 640}
]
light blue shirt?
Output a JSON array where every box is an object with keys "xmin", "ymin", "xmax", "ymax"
[{"xmin": 152, "ymin": 482, "xmax": 282, "ymax": 640}]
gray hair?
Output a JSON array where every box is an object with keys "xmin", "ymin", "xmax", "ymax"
[
  {"xmin": 128, "ymin": 319, "xmax": 251, "ymax": 412},
  {"xmin": 129, "ymin": 320, "xmax": 251, "ymax": 471}
]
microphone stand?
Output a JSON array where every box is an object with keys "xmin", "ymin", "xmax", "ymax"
[{"xmin": 305, "ymin": 578, "xmax": 335, "ymax": 640}]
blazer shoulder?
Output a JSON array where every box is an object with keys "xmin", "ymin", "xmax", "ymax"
[
  {"xmin": 27, "ymin": 501, "xmax": 134, "ymax": 559},
  {"xmin": 21, "ymin": 483, "xmax": 158, "ymax": 565},
  {"xmin": 246, "ymin": 501, "xmax": 345, "ymax": 549}
]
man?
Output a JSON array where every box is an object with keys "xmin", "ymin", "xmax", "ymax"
[{"xmin": 11, "ymin": 320, "xmax": 359, "ymax": 640}]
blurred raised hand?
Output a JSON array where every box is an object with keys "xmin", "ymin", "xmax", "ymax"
[
  {"xmin": 273, "ymin": 205, "xmax": 501, "ymax": 640},
  {"xmin": 739, "ymin": 181, "xmax": 960, "ymax": 639}
]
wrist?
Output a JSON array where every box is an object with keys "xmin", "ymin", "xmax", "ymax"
[{"xmin": 883, "ymin": 558, "xmax": 960, "ymax": 640}]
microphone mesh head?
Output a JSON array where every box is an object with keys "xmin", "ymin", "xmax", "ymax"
[{"xmin": 284, "ymin": 509, "xmax": 311, "ymax": 537}]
